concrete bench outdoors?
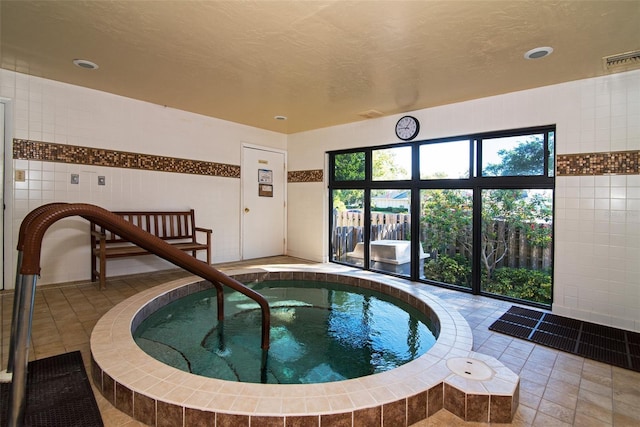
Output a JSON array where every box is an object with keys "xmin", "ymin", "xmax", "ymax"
[{"xmin": 90, "ymin": 209, "xmax": 211, "ymax": 289}]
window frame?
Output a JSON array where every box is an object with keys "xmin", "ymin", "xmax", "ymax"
[{"xmin": 328, "ymin": 125, "xmax": 555, "ymax": 308}]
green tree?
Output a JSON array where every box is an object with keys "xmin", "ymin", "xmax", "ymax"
[
  {"xmin": 421, "ymin": 189, "xmax": 472, "ymax": 255},
  {"xmin": 421, "ymin": 188, "xmax": 551, "ymax": 283},
  {"xmin": 480, "ymin": 137, "xmax": 552, "ymax": 280},
  {"xmin": 420, "ymin": 189, "xmax": 473, "ymax": 287},
  {"xmin": 372, "ymin": 148, "xmax": 410, "ymax": 180},
  {"xmin": 333, "ymin": 150, "xmax": 408, "ymax": 209},
  {"xmin": 480, "ymin": 189, "xmax": 551, "ymax": 279},
  {"xmin": 421, "ymin": 137, "xmax": 553, "ymax": 283},
  {"xmin": 484, "ymin": 137, "xmax": 544, "ymax": 176},
  {"xmin": 334, "ymin": 152, "xmax": 365, "ymax": 181}
]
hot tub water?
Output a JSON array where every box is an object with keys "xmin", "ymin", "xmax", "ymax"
[{"xmin": 133, "ymin": 280, "xmax": 437, "ymax": 384}]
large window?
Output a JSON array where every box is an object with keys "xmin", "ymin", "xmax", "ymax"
[
  {"xmin": 480, "ymin": 189, "xmax": 553, "ymax": 304},
  {"xmin": 329, "ymin": 126, "xmax": 555, "ymax": 307},
  {"xmin": 420, "ymin": 189, "xmax": 473, "ymax": 288}
]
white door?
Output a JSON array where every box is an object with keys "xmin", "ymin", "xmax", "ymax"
[{"xmin": 242, "ymin": 146, "xmax": 286, "ymax": 259}]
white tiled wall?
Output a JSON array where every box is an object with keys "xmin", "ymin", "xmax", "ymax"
[
  {"xmin": 554, "ymin": 174, "xmax": 640, "ymax": 330},
  {"xmin": 1, "ymin": 69, "xmax": 286, "ymax": 287},
  {"xmin": 287, "ymin": 70, "xmax": 640, "ymax": 332},
  {"xmin": 2, "ymin": 66, "xmax": 639, "ymax": 332}
]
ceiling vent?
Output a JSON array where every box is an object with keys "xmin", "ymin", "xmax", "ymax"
[
  {"xmin": 602, "ymin": 50, "xmax": 640, "ymax": 73},
  {"xmin": 358, "ymin": 109, "xmax": 384, "ymax": 119}
]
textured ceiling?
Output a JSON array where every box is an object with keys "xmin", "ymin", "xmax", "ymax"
[{"xmin": 1, "ymin": 1, "xmax": 639, "ymax": 134}]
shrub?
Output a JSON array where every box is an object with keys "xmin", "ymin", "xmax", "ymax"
[
  {"xmin": 423, "ymin": 254, "xmax": 471, "ymax": 287},
  {"xmin": 482, "ymin": 267, "xmax": 551, "ymax": 304}
]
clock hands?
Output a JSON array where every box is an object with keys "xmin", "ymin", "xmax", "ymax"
[{"xmin": 396, "ymin": 116, "xmax": 419, "ymax": 140}]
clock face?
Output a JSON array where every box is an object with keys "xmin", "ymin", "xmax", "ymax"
[{"xmin": 395, "ymin": 116, "xmax": 420, "ymax": 141}]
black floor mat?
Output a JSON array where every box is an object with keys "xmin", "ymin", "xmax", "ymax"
[
  {"xmin": 0, "ymin": 351, "xmax": 103, "ymax": 427},
  {"xmin": 489, "ymin": 306, "xmax": 640, "ymax": 372}
]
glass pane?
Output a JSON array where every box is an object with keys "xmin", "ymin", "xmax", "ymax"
[
  {"xmin": 334, "ymin": 152, "xmax": 365, "ymax": 181},
  {"xmin": 419, "ymin": 189, "xmax": 472, "ymax": 288},
  {"xmin": 372, "ymin": 146, "xmax": 411, "ymax": 181},
  {"xmin": 420, "ymin": 140, "xmax": 470, "ymax": 179},
  {"xmin": 480, "ymin": 189, "xmax": 553, "ymax": 305},
  {"xmin": 548, "ymin": 131, "xmax": 555, "ymax": 177},
  {"xmin": 482, "ymin": 134, "xmax": 545, "ymax": 176},
  {"xmin": 370, "ymin": 189, "xmax": 411, "ymax": 277},
  {"xmin": 331, "ymin": 190, "xmax": 365, "ymax": 266}
]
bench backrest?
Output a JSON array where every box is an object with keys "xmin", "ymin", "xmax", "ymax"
[{"xmin": 91, "ymin": 210, "xmax": 197, "ymax": 243}]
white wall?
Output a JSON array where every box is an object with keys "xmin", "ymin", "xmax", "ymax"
[
  {"xmin": 1, "ymin": 69, "xmax": 286, "ymax": 287},
  {"xmin": 287, "ymin": 70, "xmax": 640, "ymax": 332},
  {"xmin": 2, "ymin": 67, "xmax": 639, "ymax": 332}
]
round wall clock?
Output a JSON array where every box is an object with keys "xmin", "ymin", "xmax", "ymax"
[{"xmin": 395, "ymin": 115, "xmax": 420, "ymax": 141}]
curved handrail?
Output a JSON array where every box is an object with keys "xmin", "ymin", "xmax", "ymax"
[
  {"xmin": 17, "ymin": 202, "xmax": 69, "ymax": 250},
  {"xmin": 19, "ymin": 203, "xmax": 271, "ymax": 350},
  {"xmin": 7, "ymin": 203, "xmax": 70, "ymax": 374},
  {"xmin": 18, "ymin": 203, "xmax": 226, "ymax": 322}
]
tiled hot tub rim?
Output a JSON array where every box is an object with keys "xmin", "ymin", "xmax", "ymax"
[{"xmin": 90, "ymin": 269, "xmax": 476, "ymax": 426}]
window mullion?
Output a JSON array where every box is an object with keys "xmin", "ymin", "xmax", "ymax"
[{"xmin": 471, "ymin": 186, "xmax": 482, "ymax": 295}]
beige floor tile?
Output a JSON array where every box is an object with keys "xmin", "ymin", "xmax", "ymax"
[
  {"xmin": 573, "ymin": 412, "xmax": 612, "ymax": 427},
  {"xmin": 548, "ymin": 368, "xmax": 582, "ymax": 388},
  {"xmin": 554, "ymin": 353, "xmax": 584, "ymax": 368},
  {"xmin": 518, "ymin": 390, "xmax": 543, "ymax": 410},
  {"xmin": 578, "ymin": 387, "xmax": 613, "ymax": 410},
  {"xmin": 575, "ymin": 399, "xmax": 613, "ymax": 425},
  {"xmin": 542, "ymin": 385, "xmax": 578, "ymax": 410},
  {"xmin": 537, "ymin": 399, "xmax": 575, "ymax": 424},
  {"xmin": 532, "ymin": 411, "xmax": 572, "ymax": 427},
  {"xmin": 510, "ymin": 404, "xmax": 536, "ymax": 426},
  {"xmin": 612, "ymin": 412, "xmax": 640, "ymax": 427},
  {"xmin": 612, "ymin": 399, "xmax": 640, "ymax": 422}
]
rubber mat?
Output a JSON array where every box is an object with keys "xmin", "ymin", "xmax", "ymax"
[
  {"xmin": 489, "ymin": 306, "xmax": 640, "ymax": 372},
  {"xmin": 0, "ymin": 351, "xmax": 103, "ymax": 427}
]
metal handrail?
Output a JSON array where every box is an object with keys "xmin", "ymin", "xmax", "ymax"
[
  {"xmin": 6, "ymin": 203, "xmax": 68, "ymax": 375},
  {"xmin": 7, "ymin": 203, "xmax": 271, "ymax": 427}
]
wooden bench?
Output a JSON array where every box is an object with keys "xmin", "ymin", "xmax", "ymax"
[{"xmin": 90, "ymin": 209, "xmax": 212, "ymax": 289}]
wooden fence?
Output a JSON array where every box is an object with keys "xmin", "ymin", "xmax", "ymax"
[{"xmin": 332, "ymin": 210, "xmax": 552, "ymax": 271}]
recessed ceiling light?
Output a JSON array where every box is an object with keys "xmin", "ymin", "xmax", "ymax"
[
  {"xmin": 274, "ymin": 115, "xmax": 287, "ymax": 121},
  {"xmin": 73, "ymin": 59, "xmax": 99, "ymax": 70},
  {"xmin": 524, "ymin": 47, "xmax": 553, "ymax": 60}
]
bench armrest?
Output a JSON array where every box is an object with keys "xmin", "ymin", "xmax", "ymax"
[
  {"xmin": 195, "ymin": 227, "xmax": 212, "ymax": 244},
  {"xmin": 195, "ymin": 227, "xmax": 212, "ymax": 264},
  {"xmin": 90, "ymin": 230, "xmax": 106, "ymax": 240},
  {"xmin": 195, "ymin": 226, "xmax": 212, "ymax": 234}
]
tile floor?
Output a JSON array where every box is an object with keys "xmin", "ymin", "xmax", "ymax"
[{"xmin": 1, "ymin": 257, "xmax": 639, "ymax": 426}]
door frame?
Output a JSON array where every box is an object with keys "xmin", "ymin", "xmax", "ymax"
[
  {"xmin": 240, "ymin": 143, "xmax": 287, "ymax": 260},
  {"xmin": 1, "ymin": 97, "xmax": 14, "ymax": 290}
]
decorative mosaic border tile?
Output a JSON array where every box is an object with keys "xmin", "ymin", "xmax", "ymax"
[
  {"xmin": 288, "ymin": 169, "xmax": 324, "ymax": 183},
  {"xmin": 557, "ymin": 151, "xmax": 639, "ymax": 176},
  {"xmin": 13, "ymin": 139, "xmax": 240, "ymax": 178},
  {"xmin": 17, "ymin": 139, "xmax": 638, "ymax": 180}
]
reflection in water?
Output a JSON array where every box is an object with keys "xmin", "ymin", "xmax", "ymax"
[{"xmin": 134, "ymin": 281, "xmax": 436, "ymax": 384}]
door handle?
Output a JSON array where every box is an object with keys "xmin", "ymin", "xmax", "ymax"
[{"xmin": 244, "ymin": 207, "xmax": 250, "ymax": 213}]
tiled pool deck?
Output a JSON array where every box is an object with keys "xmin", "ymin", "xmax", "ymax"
[{"xmin": 2, "ymin": 257, "xmax": 640, "ymax": 426}]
